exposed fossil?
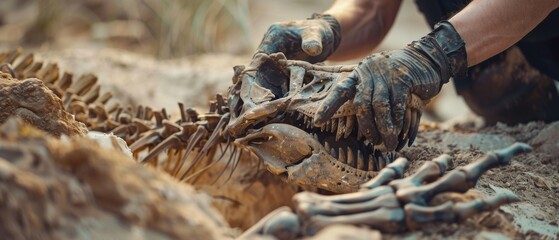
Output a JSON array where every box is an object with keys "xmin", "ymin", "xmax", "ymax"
[
  {"xmin": 239, "ymin": 142, "xmax": 532, "ymax": 239},
  {"xmin": 225, "ymin": 52, "xmax": 426, "ymax": 193}
]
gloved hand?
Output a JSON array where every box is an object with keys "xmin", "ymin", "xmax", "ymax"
[
  {"xmin": 257, "ymin": 13, "xmax": 342, "ymax": 63},
  {"xmin": 314, "ymin": 21, "xmax": 468, "ymax": 151}
]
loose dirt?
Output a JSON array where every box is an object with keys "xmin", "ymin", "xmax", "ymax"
[{"xmin": 390, "ymin": 121, "xmax": 559, "ymax": 239}]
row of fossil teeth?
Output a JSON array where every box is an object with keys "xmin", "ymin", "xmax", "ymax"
[
  {"xmin": 299, "ymin": 112, "xmax": 362, "ymax": 142},
  {"xmin": 311, "ymin": 133, "xmax": 379, "ymax": 172}
]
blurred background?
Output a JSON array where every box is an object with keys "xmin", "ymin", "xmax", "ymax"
[
  {"xmin": 0, "ymin": 0, "xmax": 432, "ymax": 57},
  {"xmin": 0, "ymin": 0, "xmax": 470, "ymax": 122}
]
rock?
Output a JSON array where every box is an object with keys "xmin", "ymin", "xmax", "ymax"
[
  {"xmin": 0, "ymin": 120, "xmax": 231, "ymax": 240},
  {"xmin": 529, "ymin": 121, "xmax": 559, "ymax": 157},
  {"xmin": 525, "ymin": 172, "xmax": 551, "ymax": 190},
  {"xmin": 0, "ymin": 73, "xmax": 87, "ymax": 136}
]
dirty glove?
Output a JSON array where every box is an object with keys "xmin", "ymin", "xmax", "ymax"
[
  {"xmin": 314, "ymin": 21, "xmax": 468, "ymax": 151},
  {"xmin": 257, "ymin": 13, "xmax": 342, "ymax": 63}
]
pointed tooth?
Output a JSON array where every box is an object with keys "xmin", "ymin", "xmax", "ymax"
[
  {"xmin": 338, "ymin": 148, "xmax": 346, "ymax": 164},
  {"xmin": 307, "ymin": 119, "xmax": 313, "ymax": 129},
  {"xmin": 330, "ymin": 148, "xmax": 337, "ymax": 158},
  {"xmin": 356, "ymin": 122, "xmax": 363, "ymax": 140},
  {"xmin": 368, "ymin": 155, "xmax": 375, "ymax": 171},
  {"xmin": 331, "ymin": 118, "xmax": 338, "ymax": 133},
  {"xmin": 344, "ymin": 115, "xmax": 354, "ymax": 138},
  {"xmin": 324, "ymin": 141, "xmax": 331, "ymax": 151},
  {"xmin": 297, "ymin": 112, "xmax": 304, "ymax": 121},
  {"xmin": 336, "ymin": 117, "xmax": 346, "ymax": 141},
  {"xmin": 321, "ymin": 123, "xmax": 326, "ymax": 132},
  {"xmin": 304, "ymin": 115, "xmax": 309, "ymax": 124},
  {"xmin": 347, "ymin": 147, "xmax": 355, "ymax": 167},
  {"xmin": 325, "ymin": 120, "xmax": 331, "ymax": 131},
  {"xmin": 377, "ymin": 152, "xmax": 386, "ymax": 169},
  {"xmin": 357, "ymin": 149, "xmax": 365, "ymax": 170}
]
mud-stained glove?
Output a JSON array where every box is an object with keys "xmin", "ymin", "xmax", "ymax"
[
  {"xmin": 314, "ymin": 21, "xmax": 468, "ymax": 151},
  {"xmin": 257, "ymin": 13, "xmax": 342, "ymax": 63}
]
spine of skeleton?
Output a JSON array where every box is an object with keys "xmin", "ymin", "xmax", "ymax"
[{"xmin": 0, "ymin": 48, "xmax": 228, "ymax": 181}]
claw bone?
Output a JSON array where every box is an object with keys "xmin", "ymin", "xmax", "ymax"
[
  {"xmin": 237, "ymin": 207, "xmax": 300, "ymax": 240},
  {"xmin": 404, "ymin": 190, "xmax": 520, "ymax": 230},
  {"xmin": 361, "ymin": 157, "xmax": 409, "ymax": 190},
  {"xmin": 389, "ymin": 154, "xmax": 452, "ymax": 190},
  {"xmin": 396, "ymin": 142, "xmax": 532, "ymax": 205}
]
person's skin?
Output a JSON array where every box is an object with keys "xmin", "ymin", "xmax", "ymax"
[
  {"xmin": 324, "ymin": 0, "xmax": 559, "ymax": 66},
  {"xmin": 450, "ymin": 0, "xmax": 559, "ymax": 66},
  {"xmin": 324, "ymin": 0, "xmax": 401, "ymax": 61}
]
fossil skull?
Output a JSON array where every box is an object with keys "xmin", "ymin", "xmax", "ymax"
[{"xmin": 225, "ymin": 53, "xmax": 423, "ymax": 193}]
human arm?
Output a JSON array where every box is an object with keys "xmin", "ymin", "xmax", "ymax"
[
  {"xmin": 324, "ymin": 0, "xmax": 401, "ymax": 61},
  {"xmin": 450, "ymin": 0, "xmax": 559, "ymax": 66}
]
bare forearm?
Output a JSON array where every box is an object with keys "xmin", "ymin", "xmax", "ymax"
[
  {"xmin": 449, "ymin": 0, "xmax": 559, "ymax": 66},
  {"xmin": 324, "ymin": 0, "xmax": 401, "ymax": 61}
]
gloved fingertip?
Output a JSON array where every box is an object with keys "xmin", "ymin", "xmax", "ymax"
[
  {"xmin": 302, "ymin": 39, "xmax": 323, "ymax": 56},
  {"xmin": 314, "ymin": 102, "xmax": 338, "ymax": 126}
]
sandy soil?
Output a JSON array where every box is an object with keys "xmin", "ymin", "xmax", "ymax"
[{"xmin": 392, "ymin": 121, "xmax": 559, "ymax": 239}]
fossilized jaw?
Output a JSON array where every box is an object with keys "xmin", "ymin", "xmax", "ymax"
[
  {"xmin": 236, "ymin": 123, "xmax": 380, "ymax": 193},
  {"xmin": 227, "ymin": 53, "xmax": 396, "ymax": 193}
]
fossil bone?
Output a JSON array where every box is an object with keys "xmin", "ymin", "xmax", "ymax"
[{"xmin": 242, "ymin": 143, "xmax": 531, "ymax": 238}]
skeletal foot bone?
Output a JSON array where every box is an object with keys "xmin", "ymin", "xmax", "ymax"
[
  {"xmin": 237, "ymin": 207, "xmax": 300, "ymax": 240},
  {"xmin": 244, "ymin": 143, "xmax": 532, "ymax": 238}
]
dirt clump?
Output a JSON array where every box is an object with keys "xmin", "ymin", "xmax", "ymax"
[
  {"xmin": 0, "ymin": 73, "xmax": 87, "ymax": 136},
  {"xmin": 0, "ymin": 117, "xmax": 231, "ymax": 240}
]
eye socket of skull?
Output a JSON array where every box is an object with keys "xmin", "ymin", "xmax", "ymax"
[
  {"xmin": 253, "ymin": 54, "xmax": 290, "ymax": 101},
  {"xmin": 228, "ymin": 53, "xmax": 291, "ymax": 120}
]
